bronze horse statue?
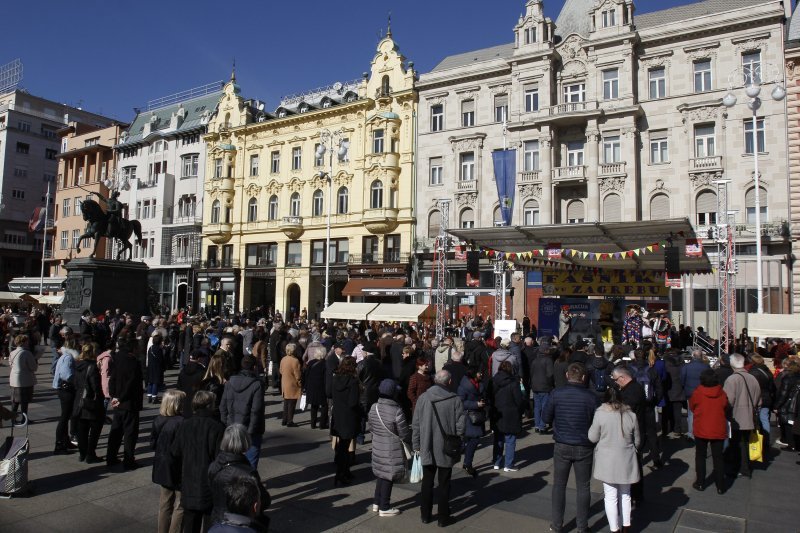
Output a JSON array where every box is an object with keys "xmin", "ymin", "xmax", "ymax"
[{"xmin": 76, "ymin": 199, "xmax": 143, "ymax": 260}]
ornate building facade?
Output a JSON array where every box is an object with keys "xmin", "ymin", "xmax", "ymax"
[
  {"xmin": 415, "ymin": 0, "xmax": 792, "ymax": 333},
  {"xmin": 786, "ymin": 7, "xmax": 800, "ymax": 313},
  {"xmin": 199, "ymin": 32, "xmax": 417, "ymax": 317}
]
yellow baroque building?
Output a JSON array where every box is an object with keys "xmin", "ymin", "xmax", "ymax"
[{"xmin": 198, "ymin": 32, "xmax": 417, "ymax": 318}]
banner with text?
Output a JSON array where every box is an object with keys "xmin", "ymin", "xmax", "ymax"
[{"xmin": 542, "ymin": 269, "xmax": 669, "ymax": 297}]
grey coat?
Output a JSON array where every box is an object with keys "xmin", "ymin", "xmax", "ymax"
[
  {"xmin": 9, "ymin": 347, "xmax": 38, "ymax": 388},
  {"xmin": 588, "ymin": 405, "xmax": 641, "ymax": 485},
  {"xmin": 368, "ymin": 398, "xmax": 411, "ymax": 482},
  {"xmin": 723, "ymin": 370, "xmax": 762, "ymax": 430},
  {"xmin": 412, "ymin": 384, "xmax": 465, "ymax": 468}
]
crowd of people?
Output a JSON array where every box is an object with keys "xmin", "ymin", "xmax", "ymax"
[{"xmin": 2, "ymin": 304, "xmax": 800, "ymax": 532}]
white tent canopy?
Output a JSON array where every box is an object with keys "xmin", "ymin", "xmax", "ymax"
[
  {"xmin": 320, "ymin": 302, "xmax": 378, "ymax": 320},
  {"xmin": 367, "ymin": 304, "xmax": 434, "ymax": 322},
  {"xmin": 0, "ymin": 291, "xmax": 25, "ymax": 303},
  {"xmin": 747, "ymin": 313, "xmax": 800, "ymax": 338},
  {"xmin": 34, "ymin": 294, "xmax": 64, "ymax": 305}
]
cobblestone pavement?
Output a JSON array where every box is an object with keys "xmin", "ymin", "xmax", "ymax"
[{"xmin": 1, "ymin": 347, "xmax": 797, "ymax": 532}]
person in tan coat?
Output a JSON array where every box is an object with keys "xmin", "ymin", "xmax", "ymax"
[{"xmin": 279, "ymin": 343, "xmax": 303, "ymax": 427}]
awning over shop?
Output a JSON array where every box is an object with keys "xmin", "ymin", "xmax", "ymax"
[
  {"xmin": 747, "ymin": 313, "xmax": 800, "ymax": 338},
  {"xmin": 8, "ymin": 276, "xmax": 66, "ymax": 293},
  {"xmin": 0, "ymin": 291, "xmax": 27, "ymax": 303},
  {"xmin": 341, "ymin": 278, "xmax": 406, "ymax": 297},
  {"xmin": 34, "ymin": 294, "xmax": 64, "ymax": 305},
  {"xmin": 367, "ymin": 303, "xmax": 434, "ymax": 322},
  {"xmin": 447, "ymin": 218, "xmax": 712, "ymax": 273},
  {"xmin": 320, "ymin": 302, "xmax": 378, "ymax": 321}
]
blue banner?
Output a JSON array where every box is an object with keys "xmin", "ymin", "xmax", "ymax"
[{"xmin": 492, "ymin": 149, "xmax": 516, "ymax": 226}]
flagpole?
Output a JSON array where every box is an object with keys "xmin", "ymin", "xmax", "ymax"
[{"xmin": 39, "ymin": 179, "xmax": 51, "ymax": 295}]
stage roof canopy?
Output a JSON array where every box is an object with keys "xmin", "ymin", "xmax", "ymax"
[{"xmin": 447, "ymin": 218, "xmax": 712, "ymax": 272}]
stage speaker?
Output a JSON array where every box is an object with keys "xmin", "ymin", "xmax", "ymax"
[
  {"xmin": 665, "ymin": 246, "xmax": 680, "ymax": 273},
  {"xmin": 467, "ymin": 251, "xmax": 480, "ymax": 278}
]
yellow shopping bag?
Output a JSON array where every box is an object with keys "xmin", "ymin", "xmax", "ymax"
[{"xmin": 748, "ymin": 430, "xmax": 763, "ymax": 463}]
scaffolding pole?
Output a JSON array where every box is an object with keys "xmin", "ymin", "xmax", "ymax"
[
  {"xmin": 714, "ymin": 179, "xmax": 736, "ymax": 356},
  {"xmin": 493, "ymin": 258, "xmax": 505, "ymax": 321},
  {"xmin": 434, "ymin": 199, "xmax": 450, "ymax": 340}
]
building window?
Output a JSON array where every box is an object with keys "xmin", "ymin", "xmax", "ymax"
[
  {"xmin": 363, "ymin": 236, "xmax": 379, "ymax": 262},
  {"xmin": 292, "ymin": 147, "xmax": 302, "ymax": 170},
  {"xmin": 270, "ymin": 151, "xmax": 280, "ymax": 173},
  {"xmin": 567, "ymin": 141, "xmax": 585, "ymax": 166},
  {"xmin": 313, "ymin": 144, "xmax": 324, "ymax": 167},
  {"xmin": 430, "ymin": 157, "xmax": 443, "ymax": 185},
  {"xmin": 16, "ymin": 142, "xmax": 29, "ymax": 154},
  {"xmin": 693, "ymin": 60, "xmax": 712, "ymax": 92},
  {"xmin": 336, "ymin": 187, "xmax": 350, "ymax": 215},
  {"xmin": 427, "ymin": 210, "xmax": 441, "ymax": 239},
  {"xmin": 430, "ymin": 104, "xmax": 443, "ymax": 131},
  {"xmin": 524, "ymin": 85, "xmax": 539, "ymax": 112},
  {"xmin": 603, "ymin": 193, "xmax": 622, "ymax": 222},
  {"xmin": 11, "ymin": 188, "xmax": 24, "ymax": 199},
  {"xmin": 745, "ymin": 186, "xmax": 768, "ymax": 224},
  {"xmin": 744, "ymin": 118, "xmax": 765, "ymax": 154},
  {"xmin": 649, "ymin": 67, "xmax": 666, "ymax": 99},
  {"xmin": 461, "ymin": 99, "xmax": 475, "ymax": 127},
  {"xmin": 650, "ymin": 133, "xmax": 669, "ymax": 164},
  {"xmin": 246, "ymin": 243, "xmax": 278, "ymax": 267},
  {"xmin": 214, "ymin": 158, "xmax": 223, "ymax": 178},
  {"xmin": 72, "ymin": 229, "xmax": 80, "ymax": 248},
  {"xmin": 523, "ymin": 141, "xmax": 539, "ymax": 171},
  {"xmin": 312, "ymin": 189, "xmax": 324, "ymax": 216},
  {"xmin": 524, "ymin": 200, "xmax": 540, "ymax": 225},
  {"xmin": 62, "ymin": 198, "xmax": 71, "ymax": 218},
  {"xmin": 268, "ymin": 195, "xmax": 278, "ymax": 220},
  {"xmin": 329, "ymin": 238, "xmax": 349, "ymax": 264},
  {"xmin": 372, "ymin": 129, "xmax": 384, "ymax": 154},
  {"xmin": 524, "ymin": 26, "xmax": 537, "ymax": 44},
  {"xmin": 742, "ymin": 50, "xmax": 762, "ymax": 86},
  {"xmin": 286, "ymin": 241, "xmax": 302, "ymax": 266},
  {"xmin": 73, "ymin": 197, "xmax": 81, "ymax": 216},
  {"xmin": 694, "ymin": 124, "xmax": 715, "ymax": 157},
  {"xmin": 494, "ymin": 94, "xmax": 508, "ymax": 123},
  {"xmin": 460, "ymin": 208, "xmax": 475, "ymax": 229},
  {"xmin": 566, "ymin": 200, "xmax": 585, "ymax": 224},
  {"xmin": 250, "ymin": 154, "xmax": 259, "ymax": 176},
  {"xmin": 563, "ymin": 83, "xmax": 586, "ymax": 103},
  {"xmin": 312, "ymin": 240, "xmax": 325, "ymax": 265},
  {"xmin": 696, "ymin": 190, "xmax": 717, "ymax": 226},
  {"xmin": 182, "ymin": 154, "xmax": 199, "ymax": 178},
  {"xmin": 370, "ymin": 180, "xmax": 383, "ymax": 208},
  {"xmin": 14, "ymin": 167, "xmax": 28, "ymax": 178},
  {"xmin": 383, "ymin": 235, "xmax": 400, "ymax": 262},
  {"xmin": 60, "ymin": 230, "xmax": 68, "ymax": 250},
  {"xmin": 460, "ymin": 152, "xmax": 475, "ymax": 181},
  {"xmin": 602, "ymin": 136, "xmax": 621, "ymax": 163},
  {"xmin": 211, "ymin": 200, "xmax": 220, "ymax": 223},
  {"xmin": 650, "ymin": 194, "xmax": 670, "ymax": 220},
  {"xmin": 602, "ymin": 69, "xmax": 619, "ymax": 100},
  {"xmin": 493, "ymin": 206, "xmax": 504, "ymax": 226},
  {"xmin": 247, "ymin": 197, "xmax": 258, "ymax": 222},
  {"xmin": 603, "ymin": 9, "xmax": 617, "ymax": 27},
  {"xmin": 289, "ymin": 192, "xmax": 301, "ymax": 216},
  {"xmin": 18, "ymin": 121, "xmax": 30, "ymax": 132},
  {"xmin": 45, "ymin": 148, "xmax": 57, "ymax": 160}
]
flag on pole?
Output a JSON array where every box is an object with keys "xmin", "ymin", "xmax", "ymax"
[
  {"xmin": 492, "ymin": 149, "xmax": 516, "ymax": 226},
  {"xmin": 28, "ymin": 206, "xmax": 46, "ymax": 232}
]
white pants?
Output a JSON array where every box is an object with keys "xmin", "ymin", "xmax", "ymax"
[{"xmin": 603, "ymin": 482, "xmax": 632, "ymax": 531}]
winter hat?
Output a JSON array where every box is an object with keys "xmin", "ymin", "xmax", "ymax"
[{"xmin": 378, "ymin": 379, "xmax": 400, "ymax": 397}]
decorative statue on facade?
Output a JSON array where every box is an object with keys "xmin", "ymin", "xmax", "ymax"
[
  {"xmin": 75, "ymin": 191, "xmax": 143, "ymax": 260},
  {"xmin": 622, "ymin": 304, "xmax": 643, "ymax": 346}
]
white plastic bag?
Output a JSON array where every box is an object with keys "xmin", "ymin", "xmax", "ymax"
[
  {"xmin": 299, "ymin": 393, "xmax": 307, "ymax": 411},
  {"xmin": 410, "ymin": 452, "xmax": 423, "ymax": 483}
]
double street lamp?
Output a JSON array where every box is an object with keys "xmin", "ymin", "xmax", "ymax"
[
  {"xmin": 722, "ymin": 61, "xmax": 786, "ymax": 314},
  {"xmin": 315, "ymin": 128, "xmax": 348, "ymax": 310}
]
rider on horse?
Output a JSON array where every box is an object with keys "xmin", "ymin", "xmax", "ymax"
[{"xmin": 92, "ymin": 191, "xmax": 122, "ymax": 234}]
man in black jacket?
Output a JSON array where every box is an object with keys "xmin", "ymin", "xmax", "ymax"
[
  {"xmin": 107, "ymin": 332, "xmax": 144, "ymax": 469},
  {"xmin": 544, "ymin": 363, "xmax": 598, "ymax": 533},
  {"xmin": 268, "ymin": 323, "xmax": 284, "ymax": 392},
  {"xmin": 389, "ymin": 333, "xmax": 406, "ymax": 380},
  {"xmin": 177, "ymin": 350, "xmax": 207, "ymax": 417},
  {"xmin": 442, "ymin": 351, "xmax": 468, "ymax": 393},
  {"xmin": 220, "ymin": 355, "xmax": 265, "ymax": 469},
  {"xmin": 530, "ymin": 346, "xmax": 555, "ymax": 433}
]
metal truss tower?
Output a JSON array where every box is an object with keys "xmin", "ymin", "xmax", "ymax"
[
  {"xmin": 493, "ymin": 258, "xmax": 506, "ymax": 321},
  {"xmin": 714, "ymin": 179, "xmax": 736, "ymax": 355},
  {"xmin": 434, "ymin": 199, "xmax": 451, "ymax": 340}
]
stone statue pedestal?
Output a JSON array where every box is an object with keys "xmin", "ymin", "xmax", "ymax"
[{"xmin": 62, "ymin": 258, "xmax": 150, "ymax": 328}]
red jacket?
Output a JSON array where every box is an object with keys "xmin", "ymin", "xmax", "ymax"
[{"xmin": 689, "ymin": 385, "xmax": 729, "ymax": 440}]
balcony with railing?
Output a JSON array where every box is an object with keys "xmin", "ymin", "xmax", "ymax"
[
  {"xmin": 548, "ymin": 100, "xmax": 598, "ymax": 117},
  {"xmin": 552, "ymin": 165, "xmax": 587, "ymax": 183},
  {"xmin": 204, "ymin": 222, "xmax": 233, "ymax": 244},
  {"xmin": 171, "ymin": 214, "xmax": 203, "ymax": 226},
  {"xmin": 280, "ymin": 216, "xmax": 304, "ymax": 239},
  {"xmin": 734, "ymin": 220, "xmax": 790, "ymax": 240},
  {"xmin": 362, "ymin": 207, "xmax": 399, "ymax": 234},
  {"xmin": 599, "ymin": 162, "xmax": 626, "ymax": 176},
  {"xmin": 689, "ymin": 156, "xmax": 723, "ymax": 172},
  {"xmin": 348, "ymin": 252, "xmax": 410, "ymax": 265},
  {"xmin": 519, "ymin": 171, "xmax": 541, "ymax": 183},
  {"xmin": 457, "ymin": 179, "xmax": 478, "ymax": 192},
  {"xmin": 201, "ymin": 259, "xmax": 240, "ymax": 269}
]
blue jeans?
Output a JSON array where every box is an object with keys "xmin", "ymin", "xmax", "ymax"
[
  {"xmin": 758, "ymin": 407, "xmax": 771, "ymax": 436},
  {"xmin": 493, "ymin": 432, "xmax": 517, "ymax": 468},
  {"xmin": 533, "ymin": 392, "xmax": 550, "ymax": 430},
  {"xmin": 146, "ymin": 383, "xmax": 158, "ymax": 396},
  {"xmin": 245, "ymin": 433, "xmax": 263, "ymax": 470}
]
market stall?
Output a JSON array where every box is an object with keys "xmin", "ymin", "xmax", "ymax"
[
  {"xmin": 366, "ymin": 303, "xmax": 434, "ymax": 322},
  {"xmin": 320, "ymin": 302, "xmax": 378, "ymax": 321}
]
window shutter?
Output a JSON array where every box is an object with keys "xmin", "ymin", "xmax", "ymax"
[
  {"xmin": 650, "ymin": 194, "xmax": 670, "ymax": 220},
  {"xmin": 461, "ymin": 208, "xmax": 474, "ymax": 225},
  {"xmin": 603, "ymin": 194, "xmax": 622, "ymax": 222},
  {"xmin": 745, "ymin": 187, "xmax": 767, "ymax": 208},
  {"xmin": 495, "ymin": 94, "xmax": 508, "ymax": 107},
  {"xmin": 696, "ymin": 191, "xmax": 717, "ymax": 213},
  {"xmin": 567, "ymin": 200, "xmax": 585, "ymax": 220},
  {"xmin": 462, "ymin": 99, "xmax": 475, "ymax": 112}
]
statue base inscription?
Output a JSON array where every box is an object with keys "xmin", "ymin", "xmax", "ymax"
[{"xmin": 62, "ymin": 258, "xmax": 150, "ymax": 328}]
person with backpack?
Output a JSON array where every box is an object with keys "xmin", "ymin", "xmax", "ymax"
[
  {"xmin": 629, "ymin": 351, "xmax": 664, "ymax": 471},
  {"xmin": 662, "ymin": 350, "xmax": 686, "ymax": 437},
  {"xmin": 588, "ymin": 350, "xmax": 611, "ymax": 403},
  {"xmin": 530, "ymin": 341, "xmax": 555, "ymax": 434}
]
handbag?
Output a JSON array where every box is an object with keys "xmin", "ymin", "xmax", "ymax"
[
  {"xmin": 77, "ymin": 365, "xmax": 96, "ymax": 412},
  {"xmin": 431, "ymin": 398, "xmax": 462, "ymax": 459},
  {"xmin": 749, "ymin": 430, "xmax": 764, "ymax": 462},
  {"xmin": 374, "ymin": 404, "xmax": 412, "ymax": 460},
  {"xmin": 299, "ymin": 393, "xmax": 307, "ymax": 411},
  {"xmin": 410, "ymin": 452, "xmax": 423, "ymax": 483}
]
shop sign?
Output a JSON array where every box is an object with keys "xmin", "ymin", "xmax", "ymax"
[
  {"xmin": 542, "ymin": 270, "xmax": 668, "ymax": 297},
  {"xmin": 685, "ymin": 239, "xmax": 703, "ymax": 258},
  {"xmin": 547, "ymin": 243, "xmax": 562, "ymax": 260},
  {"xmin": 348, "ymin": 264, "xmax": 408, "ymax": 277}
]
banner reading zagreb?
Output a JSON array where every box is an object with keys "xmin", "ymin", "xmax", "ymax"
[
  {"xmin": 492, "ymin": 149, "xmax": 516, "ymax": 226},
  {"xmin": 542, "ymin": 270, "xmax": 669, "ymax": 297}
]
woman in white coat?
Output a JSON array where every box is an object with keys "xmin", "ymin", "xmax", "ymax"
[
  {"xmin": 9, "ymin": 334, "xmax": 38, "ymax": 421},
  {"xmin": 588, "ymin": 386, "xmax": 640, "ymax": 533}
]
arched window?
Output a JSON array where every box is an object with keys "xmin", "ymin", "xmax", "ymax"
[
  {"xmin": 493, "ymin": 206, "xmax": 504, "ymax": 226},
  {"xmin": 650, "ymin": 194, "xmax": 670, "ymax": 220},
  {"xmin": 210, "ymin": 200, "xmax": 220, "ymax": 224},
  {"xmin": 312, "ymin": 189, "xmax": 324, "ymax": 216},
  {"xmin": 460, "ymin": 208, "xmax": 474, "ymax": 229},
  {"xmin": 602, "ymin": 193, "xmax": 621, "ymax": 222},
  {"xmin": 290, "ymin": 192, "xmax": 301, "ymax": 217},
  {"xmin": 381, "ymin": 75, "xmax": 390, "ymax": 97},
  {"xmin": 428, "ymin": 210, "xmax": 442, "ymax": 238},
  {"xmin": 268, "ymin": 195, "xmax": 278, "ymax": 220},
  {"xmin": 370, "ymin": 180, "xmax": 383, "ymax": 209},
  {"xmin": 523, "ymin": 199, "xmax": 539, "ymax": 226},
  {"xmin": 337, "ymin": 186, "xmax": 349, "ymax": 214},
  {"xmin": 696, "ymin": 190, "xmax": 717, "ymax": 226},
  {"xmin": 566, "ymin": 200, "xmax": 585, "ymax": 223},
  {"xmin": 745, "ymin": 186, "xmax": 768, "ymax": 224},
  {"xmin": 247, "ymin": 197, "xmax": 258, "ymax": 222}
]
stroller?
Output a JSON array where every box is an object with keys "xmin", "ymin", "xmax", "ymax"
[{"xmin": 0, "ymin": 413, "xmax": 30, "ymax": 497}]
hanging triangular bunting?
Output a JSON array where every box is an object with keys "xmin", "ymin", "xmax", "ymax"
[{"xmin": 646, "ymin": 245, "xmax": 654, "ymax": 252}]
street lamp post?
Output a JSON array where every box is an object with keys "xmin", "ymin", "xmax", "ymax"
[
  {"xmin": 722, "ymin": 61, "xmax": 786, "ymax": 314},
  {"xmin": 315, "ymin": 128, "xmax": 348, "ymax": 311}
]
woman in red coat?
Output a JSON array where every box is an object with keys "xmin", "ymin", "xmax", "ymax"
[
  {"xmin": 688, "ymin": 369, "xmax": 729, "ymax": 494},
  {"xmin": 406, "ymin": 357, "xmax": 432, "ymax": 419}
]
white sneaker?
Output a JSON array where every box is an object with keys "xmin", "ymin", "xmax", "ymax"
[
  {"xmin": 379, "ymin": 508, "xmax": 400, "ymax": 517},
  {"xmin": 504, "ymin": 467, "xmax": 519, "ymax": 472},
  {"xmin": 493, "ymin": 465, "xmax": 500, "ymax": 470},
  {"xmin": 371, "ymin": 504, "xmax": 379, "ymax": 512},
  {"xmin": 775, "ymin": 439, "xmax": 787, "ymax": 447}
]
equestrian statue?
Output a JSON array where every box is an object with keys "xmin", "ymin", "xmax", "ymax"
[{"xmin": 75, "ymin": 191, "xmax": 143, "ymax": 261}]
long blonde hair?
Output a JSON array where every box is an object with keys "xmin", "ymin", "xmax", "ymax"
[
  {"xmin": 160, "ymin": 389, "xmax": 185, "ymax": 417},
  {"xmin": 204, "ymin": 354, "xmax": 227, "ymax": 382}
]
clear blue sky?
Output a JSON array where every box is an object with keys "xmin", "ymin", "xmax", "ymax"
[{"xmin": 0, "ymin": 0, "xmax": 698, "ymax": 122}]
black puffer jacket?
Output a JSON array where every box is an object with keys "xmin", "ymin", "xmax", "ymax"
[
  {"xmin": 303, "ymin": 359, "xmax": 326, "ymax": 406},
  {"xmin": 109, "ymin": 351, "xmax": 143, "ymax": 412},
  {"xmin": 151, "ymin": 415, "xmax": 183, "ymax": 489},
  {"xmin": 219, "ymin": 371, "xmax": 264, "ymax": 436},
  {"xmin": 357, "ymin": 356, "xmax": 383, "ymax": 411},
  {"xmin": 177, "ymin": 361, "xmax": 206, "ymax": 417},
  {"xmin": 530, "ymin": 353, "xmax": 555, "ymax": 393},
  {"xmin": 208, "ymin": 451, "xmax": 270, "ymax": 527},
  {"xmin": 170, "ymin": 408, "xmax": 225, "ymax": 511},
  {"xmin": 664, "ymin": 354, "xmax": 685, "ymax": 402},
  {"xmin": 331, "ymin": 374, "xmax": 361, "ymax": 440},
  {"xmin": 775, "ymin": 371, "xmax": 800, "ymax": 417},
  {"xmin": 72, "ymin": 360, "xmax": 105, "ymax": 420},
  {"xmin": 749, "ymin": 364, "xmax": 776, "ymax": 409},
  {"xmin": 490, "ymin": 370, "xmax": 525, "ymax": 435}
]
